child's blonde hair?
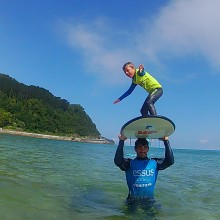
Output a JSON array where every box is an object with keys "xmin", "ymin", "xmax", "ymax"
[{"xmin": 122, "ymin": 62, "xmax": 135, "ymax": 71}]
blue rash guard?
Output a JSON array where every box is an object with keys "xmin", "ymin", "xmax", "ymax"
[
  {"xmin": 126, "ymin": 159, "xmax": 158, "ymax": 199},
  {"xmin": 114, "ymin": 140, "xmax": 174, "ymax": 200}
]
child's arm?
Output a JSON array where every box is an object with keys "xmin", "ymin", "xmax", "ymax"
[{"xmin": 113, "ymin": 82, "xmax": 137, "ymax": 104}]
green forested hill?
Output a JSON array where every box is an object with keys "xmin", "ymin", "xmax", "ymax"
[{"xmin": 0, "ymin": 73, "xmax": 100, "ymax": 137}]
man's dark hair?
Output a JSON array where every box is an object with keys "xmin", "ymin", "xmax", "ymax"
[{"xmin": 135, "ymin": 138, "xmax": 149, "ymax": 148}]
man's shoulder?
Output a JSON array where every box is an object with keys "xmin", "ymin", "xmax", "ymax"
[{"xmin": 151, "ymin": 157, "xmax": 164, "ymax": 164}]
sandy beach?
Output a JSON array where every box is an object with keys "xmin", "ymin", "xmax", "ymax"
[{"xmin": 0, "ymin": 129, "xmax": 113, "ymax": 144}]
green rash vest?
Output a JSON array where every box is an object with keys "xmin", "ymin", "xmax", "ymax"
[{"xmin": 132, "ymin": 69, "xmax": 162, "ymax": 93}]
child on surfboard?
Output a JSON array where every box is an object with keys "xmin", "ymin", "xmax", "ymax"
[{"xmin": 113, "ymin": 62, "xmax": 163, "ymax": 116}]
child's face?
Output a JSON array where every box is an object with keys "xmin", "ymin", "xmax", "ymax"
[{"xmin": 123, "ymin": 65, "xmax": 135, "ymax": 78}]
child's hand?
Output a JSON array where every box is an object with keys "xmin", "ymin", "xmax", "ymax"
[
  {"xmin": 139, "ymin": 64, "xmax": 144, "ymax": 73},
  {"xmin": 113, "ymin": 99, "xmax": 120, "ymax": 104}
]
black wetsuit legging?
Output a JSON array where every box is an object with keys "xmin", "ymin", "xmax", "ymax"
[{"xmin": 140, "ymin": 88, "xmax": 163, "ymax": 116}]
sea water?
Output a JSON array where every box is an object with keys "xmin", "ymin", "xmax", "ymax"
[{"xmin": 0, "ymin": 134, "xmax": 219, "ymax": 220}]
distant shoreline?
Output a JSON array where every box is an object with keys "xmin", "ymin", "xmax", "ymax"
[{"xmin": 0, "ymin": 129, "xmax": 113, "ymax": 144}]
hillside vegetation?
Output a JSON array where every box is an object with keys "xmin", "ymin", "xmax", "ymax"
[{"xmin": 0, "ymin": 73, "xmax": 100, "ymax": 137}]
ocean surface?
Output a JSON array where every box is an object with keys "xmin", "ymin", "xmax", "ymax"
[{"xmin": 0, "ymin": 134, "xmax": 219, "ymax": 220}]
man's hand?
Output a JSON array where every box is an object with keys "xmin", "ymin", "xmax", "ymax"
[
  {"xmin": 118, "ymin": 134, "xmax": 127, "ymax": 141},
  {"xmin": 159, "ymin": 136, "xmax": 168, "ymax": 141}
]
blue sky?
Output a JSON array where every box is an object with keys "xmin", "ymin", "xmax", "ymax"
[{"xmin": 0, "ymin": 0, "xmax": 220, "ymax": 150}]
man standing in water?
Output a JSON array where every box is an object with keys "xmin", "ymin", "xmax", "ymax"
[{"xmin": 114, "ymin": 134, "xmax": 174, "ymax": 212}]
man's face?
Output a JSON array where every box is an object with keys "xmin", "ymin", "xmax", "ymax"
[
  {"xmin": 123, "ymin": 65, "xmax": 135, "ymax": 78},
  {"xmin": 135, "ymin": 145, "xmax": 149, "ymax": 158}
]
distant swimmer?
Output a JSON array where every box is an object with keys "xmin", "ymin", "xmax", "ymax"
[
  {"xmin": 113, "ymin": 62, "xmax": 163, "ymax": 116},
  {"xmin": 114, "ymin": 134, "xmax": 174, "ymax": 212}
]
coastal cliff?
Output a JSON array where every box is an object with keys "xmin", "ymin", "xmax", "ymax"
[{"xmin": 0, "ymin": 73, "xmax": 101, "ymax": 138}]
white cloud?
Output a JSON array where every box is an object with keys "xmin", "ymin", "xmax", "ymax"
[
  {"xmin": 60, "ymin": 0, "xmax": 220, "ymax": 86},
  {"xmin": 141, "ymin": 0, "xmax": 220, "ymax": 67},
  {"xmin": 199, "ymin": 139, "xmax": 208, "ymax": 144},
  {"xmin": 60, "ymin": 19, "xmax": 137, "ymax": 85}
]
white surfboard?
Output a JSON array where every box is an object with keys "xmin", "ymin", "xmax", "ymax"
[{"xmin": 120, "ymin": 115, "xmax": 175, "ymax": 139}]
